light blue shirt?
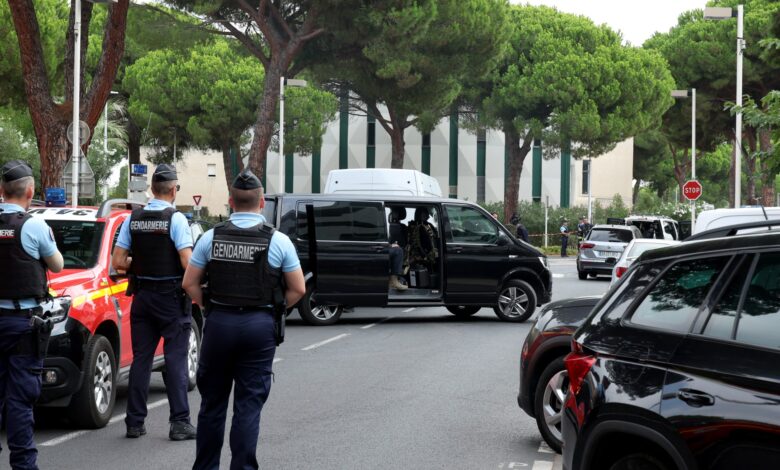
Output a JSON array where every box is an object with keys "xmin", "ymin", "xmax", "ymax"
[
  {"xmin": 190, "ymin": 212, "xmax": 300, "ymax": 273},
  {"xmin": 0, "ymin": 203, "xmax": 59, "ymax": 309},
  {"xmin": 115, "ymin": 199, "xmax": 193, "ymax": 279}
]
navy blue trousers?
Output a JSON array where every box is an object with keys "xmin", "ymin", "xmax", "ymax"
[
  {"xmin": 0, "ymin": 316, "xmax": 43, "ymax": 470},
  {"xmin": 125, "ymin": 287, "xmax": 191, "ymax": 427},
  {"xmin": 193, "ymin": 309, "xmax": 275, "ymax": 470},
  {"xmin": 389, "ymin": 245, "xmax": 404, "ymax": 275}
]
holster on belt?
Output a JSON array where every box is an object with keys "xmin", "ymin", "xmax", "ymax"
[
  {"xmin": 15, "ymin": 315, "xmax": 53, "ymax": 359},
  {"xmin": 125, "ymin": 274, "xmax": 138, "ymax": 297}
]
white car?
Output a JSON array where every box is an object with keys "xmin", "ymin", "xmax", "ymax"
[{"xmin": 610, "ymin": 238, "xmax": 680, "ymax": 285}]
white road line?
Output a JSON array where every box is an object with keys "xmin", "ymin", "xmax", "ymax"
[
  {"xmin": 402, "ymin": 307, "xmax": 415, "ymax": 313},
  {"xmin": 301, "ymin": 333, "xmax": 350, "ymax": 351},
  {"xmin": 39, "ymin": 430, "xmax": 90, "ymax": 447},
  {"xmin": 40, "ymin": 398, "xmax": 170, "ymax": 447},
  {"xmin": 361, "ymin": 316, "xmax": 397, "ymax": 330},
  {"xmin": 531, "ymin": 460, "xmax": 553, "ymax": 470},
  {"xmin": 538, "ymin": 441, "xmax": 555, "ymax": 453},
  {"xmin": 273, "ymin": 358, "xmax": 283, "ymax": 363},
  {"xmin": 552, "ymin": 273, "xmax": 565, "ymax": 279}
]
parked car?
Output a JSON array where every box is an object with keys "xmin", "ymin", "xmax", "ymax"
[
  {"xmin": 577, "ymin": 224, "xmax": 641, "ymax": 280},
  {"xmin": 28, "ymin": 199, "xmax": 203, "ymax": 428},
  {"xmin": 609, "ymin": 238, "xmax": 680, "ymax": 286},
  {"xmin": 562, "ymin": 224, "xmax": 780, "ymax": 470},
  {"xmin": 518, "ymin": 295, "xmax": 601, "ymax": 452},
  {"xmin": 262, "ymin": 194, "xmax": 552, "ymax": 325}
]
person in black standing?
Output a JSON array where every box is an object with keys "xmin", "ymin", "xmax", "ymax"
[
  {"xmin": 560, "ymin": 220, "xmax": 570, "ymax": 257},
  {"xmin": 111, "ymin": 164, "xmax": 196, "ymax": 441},
  {"xmin": 511, "ymin": 213, "xmax": 529, "ymax": 243},
  {"xmin": 0, "ymin": 160, "xmax": 64, "ymax": 469},
  {"xmin": 183, "ymin": 170, "xmax": 306, "ymax": 470}
]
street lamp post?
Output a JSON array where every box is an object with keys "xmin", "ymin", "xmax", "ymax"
[
  {"xmin": 705, "ymin": 5, "xmax": 744, "ymax": 208},
  {"xmin": 672, "ymin": 88, "xmax": 697, "ymax": 226},
  {"xmin": 70, "ymin": 0, "xmax": 116, "ymax": 207},
  {"xmin": 278, "ymin": 77, "xmax": 307, "ymax": 193}
]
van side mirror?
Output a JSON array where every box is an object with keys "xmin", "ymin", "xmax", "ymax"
[{"xmin": 497, "ymin": 233, "xmax": 510, "ymax": 246}]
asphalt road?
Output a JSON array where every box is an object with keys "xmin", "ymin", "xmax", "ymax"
[{"xmin": 12, "ymin": 258, "xmax": 610, "ymax": 470}]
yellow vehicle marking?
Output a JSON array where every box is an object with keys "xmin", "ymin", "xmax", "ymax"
[{"xmin": 70, "ymin": 282, "xmax": 128, "ymax": 308}]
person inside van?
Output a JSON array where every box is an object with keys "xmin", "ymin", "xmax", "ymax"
[
  {"xmin": 408, "ymin": 207, "xmax": 439, "ymax": 270},
  {"xmin": 388, "ymin": 207, "xmax": 408, "ymax": 291}
]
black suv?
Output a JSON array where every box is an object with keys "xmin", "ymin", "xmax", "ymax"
[
  {"xmin": 562, "ymin": 228, "xmax": 780, "ymax": 470},
  {"xmin": 262, "ymin": 194, "xmax": 552, "ymax": 325}
]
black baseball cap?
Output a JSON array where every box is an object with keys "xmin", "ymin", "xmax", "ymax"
[
  {"xmin": 1, "ymin": 160, "xmax": 33, "ymax": 182},
  {"xmin": 232, "ymin": 169, "xmax": 262, "ymax": 190},
  {"xmin": 152, "ymin": 164, "xmax": 178, "ymax": 182}
]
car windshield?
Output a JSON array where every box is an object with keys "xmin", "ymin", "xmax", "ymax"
[
  {"xmin": 588, "ymin": 228, "xmax": 633, "ymax": 243},
  {"xmin": 44, "ymin": 220, "xmax": 105, "ymax": 269},
  {"xmin": 627, "ymin": 242, "xmax": 669, "ymax": 259}
]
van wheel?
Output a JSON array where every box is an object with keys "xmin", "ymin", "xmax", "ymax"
[
  {"xmin": 446, "ymin": 305, "xmax": 481, "ymax": 318},
  {"xmin": 493, "ymin": 280, "xmax": 536, "ymax": 322},
  {"xmin": 298, "ymin": 285, "xmax": 343, "ymax": 326},
  {"xmin": 578, "ymin": 270, "xmax": 587, "ymax": 280},
  {"xmin": 67, "ymin": 335, "xmax": 116, "ymax": 428}
]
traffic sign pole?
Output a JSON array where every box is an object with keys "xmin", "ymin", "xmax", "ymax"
[{"xmin": 691, "ymin": 88, "xmax": 697, "ymax": 229}]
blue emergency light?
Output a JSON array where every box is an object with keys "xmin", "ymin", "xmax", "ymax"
[{"xmin": 45, "ymin": 188, "xmax": 67, "ymax": 207}]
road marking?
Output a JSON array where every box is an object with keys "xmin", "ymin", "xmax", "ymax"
[
  {"xmin": 360, "ymin": 316, "xmax": 397, "ymax": 330},
  {"xmin": 402, "ymin": 307, "xmax": 415, "ymax": 313},
  {"xmin": 301, "ymin": 333, "xmax": 350, "ymax": 351},
  {"xmin": 531, "ymin": 461, "xmax": 553, "ymax": 470},
  {"xmin": 538, "ymin": 441, "xmax": 555, "ymax": 453},
  {"xmin": 552, "ymin": 274, "xmax": 564, "ymax": 279},
  {"xmin": 273, "ymin": 358, "xmax": 283, "ymax": 363},
  {"xmin": 40, "ymin": 398, "xmax": 170, "ymax": 447}
]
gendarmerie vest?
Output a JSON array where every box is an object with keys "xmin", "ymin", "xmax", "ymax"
[
  {"xmin": 0, "ymin": 210, "xmax": 48, "ymax": 302},
  {"xmin": 207, "ymin": 221, "xmax": 281, "ymax": 307},
  {"xmin": 129, "ymin": 207, "xmax": 183, "ymax": 278}
]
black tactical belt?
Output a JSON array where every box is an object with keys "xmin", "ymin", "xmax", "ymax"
[
  {"xmin": 136, "ymin": 278, "xmax": 183, "ymax": 291},
  {"xmin": 0, "ymin": 307, "xmax": 42, "ymax": 318},
  {"xmin": 211, "ymin": 304, "xmax": 273, "ymax": 313}
]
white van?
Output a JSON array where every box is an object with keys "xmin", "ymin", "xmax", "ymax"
[
  {"xmin": 694, "ymin": 207, "xmax": 780, "ymax": 234},
  {"xmin": 323, "ymin": 169, "xmax": 442, "ymax": 198}
]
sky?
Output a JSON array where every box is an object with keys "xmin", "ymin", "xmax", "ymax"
[{"xmin": 515, "ymin": 0, "xmax": 707, "ymax": 46}]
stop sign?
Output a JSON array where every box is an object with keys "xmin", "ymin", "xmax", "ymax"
[{"xmin": 683, "ymin": 180, "xmax": 703, "ymax": 201}]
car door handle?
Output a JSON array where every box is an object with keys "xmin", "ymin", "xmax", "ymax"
[
  {"xmin": 453, "ymin": 246, "xmax": 463, "ymax": 254},
  {"xmin": 677, "ymin": 388, "xmax": 714, "ymax": 407},
  {"xmin": 373, "ymin": 245, "xmax": 386, "ymax": 253}
]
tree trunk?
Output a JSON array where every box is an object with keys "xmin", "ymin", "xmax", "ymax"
[
  {"xmin": 670, "ymin": 147, "xmax": 688, "ymax": 203},
  {"xmin": 632, "ymin": 179, "xmax": 641, "ymax": 206},
  {"xmin": 503, "ymin": 128, "xmax": 533, "ymax": 223},
  {"xmin": 38, "ymin": 123, "xmax": 71, "ymax": 191},
  {"xmin": 247, "ymin": 61, "xmax": 283, "ymax": 179},
  {"xmin": 389, "ymin": 127, "xmax": 405, "ymax": 169},
  {"xmin": 127, "ymin": 117, "xmax": 142, "ymax": 165},
  {"xmin": 759, "ymin": 127, "xmax": 775, "ymax": 206},
  {"xmin": 745, "ymin": 130, "xmax": 758, "ymax": 205},
  {"xmin": 221, "ymin": 142, "xmax": 245, "ymax": 193}
]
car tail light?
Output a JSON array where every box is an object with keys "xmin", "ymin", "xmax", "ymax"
[
  {"xmin": 564, "ymin": 340, "xmax": 595, "ymax": 396},
  {"xmin": 615, "ymin": 266, "xmax": 628, "ymax": 278},
  {"xmin": 580, "ymin": 242, "xmax": 595, "ymax": 249}
]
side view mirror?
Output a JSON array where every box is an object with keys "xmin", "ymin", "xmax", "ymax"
[{"xmin": 497, "ymin": 233, "xmax": 510, "ymax": 246}]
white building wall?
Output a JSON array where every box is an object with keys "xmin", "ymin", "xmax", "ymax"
[{"xmin": 153, "ymin": 108, "xmax": 633, "ymax": 215}]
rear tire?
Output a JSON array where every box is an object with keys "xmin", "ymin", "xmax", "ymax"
[
  {"xmin": 161, "ymin": 322, "xmax": 201, "ymax": 392},
  {"xmin": 446, "ymin": 305, "xmax": 480, "ymax": 318},
  {"xmin": 298, "ymin": 284, "xmax": 343, "ymax": 325},
  {"xmin": 609, "ymin": 453, "xmax": 670, "ymax": 470},
  {"xmin": 67, "ymin": 335, "xmax": 116, "ymax": 428},
  {"xmin": 578, "ymin": 270, "xmax": 587, "ymax": 280},
  {"xmin": 493, "ymin": 280, "xmax": 537, "ymax": 322},
  {"xmin": 533, "ymin": 357, "xmax": 567, "ymax": 453}
]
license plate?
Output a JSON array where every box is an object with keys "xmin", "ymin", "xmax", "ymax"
[{"xmin": 600, "ymin": 251, "xmax": 620, "ymax": 258}]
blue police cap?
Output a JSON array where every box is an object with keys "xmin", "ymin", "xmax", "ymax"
[
  {"xmin": 232, "ymin": 169, "xmax": 262, "ymax": 190},
  {"xmin": 152, "ymin": 164, "xmax": 178, "ymax": 182},
  {"xmin": 1, "ymin": 160, "xmax": 33, "ymax": 182}
]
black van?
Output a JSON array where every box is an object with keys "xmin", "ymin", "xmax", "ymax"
[{"xmin": 262, "ymin": 194, "xmax": 552, "ymax": 325}]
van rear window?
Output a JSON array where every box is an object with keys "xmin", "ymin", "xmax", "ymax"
[{"xmin": 297, "ymin": 201, "xmax": 386, "ymax": 242}]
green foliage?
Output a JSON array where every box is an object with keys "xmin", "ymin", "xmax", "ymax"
[
  {"xmin": 0, "ymin": 108, "xmax": 41, "ymax": 193},
  {"xmin": 478, "ymin": 5, "xmax": 674, "ymax": 157},
  {"xmin": 311, "ymin": 0, "xmax": 509, "ymax": 159},
  {"xmin": 108, "ymin": 165, "xmax": 128, "ymax": 200},
  {"xmin": 86, "ymin": 100, "xmax": 128, "ymax": 199}
]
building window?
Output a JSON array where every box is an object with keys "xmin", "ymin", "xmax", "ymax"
[
  {"xmin": 582, "ymin": 159, "xmax": 590, "ymax": 194},
  {"xmin": 207, "ymin": 164, "xmax": 216, "ymax": 177}
]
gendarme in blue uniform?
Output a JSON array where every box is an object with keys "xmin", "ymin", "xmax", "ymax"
[
  {"xmin": 0, "ymin": 159, "xmax": 59, "ymax": 470},
  {"xmin": 191, "ymin": 170, "xmax": 299, "ymax": 470},
  {"xmin": 115, "ymin": 164, "xmax": 194, "ymax": 439}
]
